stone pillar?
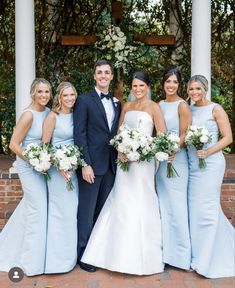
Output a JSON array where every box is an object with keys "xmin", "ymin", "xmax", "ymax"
[
  {"xmin": 11, "ymin": 0, "xmax": 35, "ymax": 174},
  {"xmin": 15, "ymin": 0, "xmax": 35, "ymax": 121},
  {"xmin": 191, "ymin": 0, "xmax": 211, "ymax": 99}
]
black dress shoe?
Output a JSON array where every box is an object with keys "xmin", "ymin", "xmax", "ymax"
[{"xmin": 79, "ymin": 262, "xmax": 96, "ymax": 272}]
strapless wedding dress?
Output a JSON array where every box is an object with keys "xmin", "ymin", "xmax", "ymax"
[{"xmin": 81, "ymin": 111, "xmax": 164, "ymax": 275}]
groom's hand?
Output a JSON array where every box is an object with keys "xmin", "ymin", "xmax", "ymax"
[{"xmin": 82, "ymin": 165, "xmax": 95, "ymax": 184}]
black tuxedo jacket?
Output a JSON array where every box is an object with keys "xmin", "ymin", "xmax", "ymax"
[{"xmin": 73, "ymin": 88, "xmax": 121, "ymax": 175}]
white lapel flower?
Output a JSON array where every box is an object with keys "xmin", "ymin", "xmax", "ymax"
[{"xmin": 113, "ymin": 97, "xmax": 119, "ymax": 107}]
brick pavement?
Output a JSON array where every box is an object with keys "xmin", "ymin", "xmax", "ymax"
[{"xmin": 0, "ymin": 265, "xmax": 234, "ymax": 288}]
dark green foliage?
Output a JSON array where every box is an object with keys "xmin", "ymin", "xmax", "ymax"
[{"xmin": 0, "ymin": 0, "xmax": 234, "ymax": 153}]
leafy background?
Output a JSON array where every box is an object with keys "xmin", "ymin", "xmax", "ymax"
[{"xmin": 0, "ymin": 0, "xmax": 234, "ymax": 153}]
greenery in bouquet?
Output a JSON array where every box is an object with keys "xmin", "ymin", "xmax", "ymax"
[
  {"xmin": 185, "ymin": 125, "xmax": 212, "ymax": 168},
  {"xmin": 153, "ymin": 132, "xmax": 180, "ymax": 178},
  {"xmin": 52, "ymin": 144, "xmax": 86, "ymax": 191},
  {"xmin": 110, "ymin": 123, "xmax": 155, "ymax": 171},
  {"xmin": 22, "ymin": 142, "xmax": 52, "ymax": 180}
]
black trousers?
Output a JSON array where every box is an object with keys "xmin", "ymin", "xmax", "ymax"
[{"xmin": 77, "ymin": 167, "xmax": 115, "ymax": 261}]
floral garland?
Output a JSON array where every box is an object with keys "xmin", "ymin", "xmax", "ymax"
[{"xmin": 95, "ymin": 25, "xmax": 137, "ymax": 73}]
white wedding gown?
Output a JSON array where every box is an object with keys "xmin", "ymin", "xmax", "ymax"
[{"xmin": 81, "ymin": 111, "xmax": 164, "ymax": 275}]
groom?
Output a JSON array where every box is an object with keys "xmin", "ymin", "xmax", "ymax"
[{"xmin": 73, "ymin": 60, "xmax": 121, "ymax": 272}]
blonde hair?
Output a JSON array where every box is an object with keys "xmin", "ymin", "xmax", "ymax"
[
  {"xmin": 187, "ymin": 75, "xmax": 208, "ymax": 98},
  {"xmin": 52, "ymin": 82, "xmax": 77, "ymax": 113},
  {"xmin": 30, "ymin": 78, "xmax": 52, "ymax": 102}
]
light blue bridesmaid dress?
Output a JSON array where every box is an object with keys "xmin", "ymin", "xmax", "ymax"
[
  {"xmin": 156, "ymin": 100, "xmax": 191, "ymax": 269},
  {"xmin": 188, "ymin": 103, "xmax": 235, "ymax": 278},
  {"xmin": 45, "ymin": 113, "xmax": 78, "ymax": 273},
  {"xmin": 0, "ymin": 108, "xmax": 50, "ymax": 276}
]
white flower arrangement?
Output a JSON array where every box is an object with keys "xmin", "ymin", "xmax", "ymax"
[
  {"xmin": 110, "ymin": 123, "xmax": 155, "ymax": 171},
  {"xmin": 52, "ymin": 144, "xmax": 86, "ymax": 190},
  {"xmin": 22, "ymin": 142, "xmax": 52, "ymax": 180},
  {"xmin": 153, "ymin": 132, "xmax": 180, "ymax": 178},
  {"xmin": 185, "ymin": 125, "xmax": 212, "ymax": 168},
  {"xmin": 95, "ymin": 25, "xmax": 137, "ymax": 73}
]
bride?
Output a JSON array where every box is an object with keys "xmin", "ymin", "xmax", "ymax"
[{"xmin": 81, "ymin": 71, "xmax": 166, "ymax": 275}]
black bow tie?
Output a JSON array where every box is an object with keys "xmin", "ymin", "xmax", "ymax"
[{"xmin": 100, "ymin": 93, "xmax": 111, "ymax": 100}]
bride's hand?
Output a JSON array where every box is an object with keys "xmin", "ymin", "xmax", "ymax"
[{"xmin": 118, "ymin": 152, "xmax": 128, "ymax": 163}]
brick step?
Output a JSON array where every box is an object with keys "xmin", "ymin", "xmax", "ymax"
[{"xmin": 0, "ymin": 200, "xmax": 19, "ymax": 222}]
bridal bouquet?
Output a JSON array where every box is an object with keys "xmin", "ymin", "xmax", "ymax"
[
  {"xmin": 185, "ymin": 125, "xmax": 212, "ymax": 168},
  {"xmin": 153, "ymin": 132, "xmax": 180, "ymax": 178},
  {"xmin": 22, "ymin": 142, "xmax": 52, "ymax": 180},
  {"xmin": 52, "ymin": 144, "xmax": 85, "ymax": 191},
  {"xmin": 110, "ymin": 123, "xmax": 155, "ymax": 171}
]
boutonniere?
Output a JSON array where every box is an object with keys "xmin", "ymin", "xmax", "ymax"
[{"xmin": 113, "ymin": 97, "xmax": 119, "ymax": 107}]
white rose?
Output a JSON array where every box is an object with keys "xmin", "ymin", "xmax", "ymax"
[
  {"xmin": 190, "ymin": 125, "xmax": 197, "ymax": 132},
  {"xmin": 41, "ymin": 161, "xmax": 51, "ymax": 171},
  {"xmin": 69, "ymin": 155, "xmax": 77, "ymax": 165},
  {"xmin": 28, "ymin": 151, "xmax": 35, "ymax": 158},
  {"xmin": 29, "ymin": 158, "xmax": 40, "ymax": 167},
  {"xmin": 173, "ymin": 143, "xmax": 180, "ymax": 151},
  {"xmin": 168, "ymin": 133, "xmax": 180, "ymax": 143},
  {"xmin": 200, "ymin": 135, "xmax": 209, "ymax": 143},
  {"xmin": 115, "ymin": 26, "xmax": 121, "ymax": 33},
  {"xmin": 35, "ymin": 165, "xmax": 44, "ymax": 172},
  {"xmin": 127, "ymin": 151, "xmax": 140, "ymax": 161},
  {"xmin": 118, "ymin": 31, "xmax": 124, "ymax": 38},
  {"xmin": 110, "ymin": 139, "xmax": 115, "ymax": 145},
  {"xmin": 39, "ymin": 151, "xmax": 50, "ymax": 162},
  {"xmin": 155, "ymin": 152, "xmax": 169, "ymax": 162},
  {"xmin": 117, "ymin": 143, "xmax": 127, "ymax": 153},
  {"xmin": 186, "ymin": 131, "xmax": 193, "ymax": 138},
  {"xmin": 27, "ymin": 143, "xmax": 39, "ymax": 149},
  {"xmin": 59, "ymin": 158, "xmax": 72, "ymax": 171},
  {"xmin": 55, "ymin": 149, "xmax": 65, "ymax": 159}
]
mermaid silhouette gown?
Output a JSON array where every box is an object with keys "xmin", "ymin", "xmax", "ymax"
[
  {"xmin": 156, "ymin": 100, "xmax": 191, "ymax": 269},
  {"xmin": 0, "ymin": 108, "xmax": 50, "ymax": 276},
  {"xmin": 45, "ymin": 113, "xmax": 79, "ymax": 273},
  {"xmin": 81, "ymin": 111, "xmax": 164, "ymax": 275},
  {"xmin": 188, "ymin": 103, "xmax": 235, "ymax": 278}
]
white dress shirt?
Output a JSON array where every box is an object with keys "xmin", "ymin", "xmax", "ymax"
[{"xmin": 95, "ymin": 87, "xmax": 115, "ymax": 130}]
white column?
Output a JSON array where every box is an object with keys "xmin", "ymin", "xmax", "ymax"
[
  {"xmin": 15, "ymin": 0, "xmax": 35, "ymax": 121},
  {"xmin": 191, "ymin": 0, "xmax": 211, "ymax": 99},
  {"xmin": 11, "ymin": 0, "xmax": 35, "ymax": 174}
]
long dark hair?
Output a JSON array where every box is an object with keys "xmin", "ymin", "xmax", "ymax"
[{"xmin": 162, "ymin": 67, "xmax": 182, "ymax": 97}]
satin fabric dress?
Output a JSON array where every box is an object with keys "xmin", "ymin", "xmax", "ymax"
[
  {"xmin": 81, "ymin": 111, "xmax": 164, "ymax": 275},
  {"xmin": 45, "ymin": 113, "xmax": 79, "ymax": 273},
  {"xmin": 156, "ymin": 100, "xmax": 191, "ymax": 269},
  {"xmin": 0, "ymin": 108, "xmax": 50, "ymax": 276},
  {"xmin": 188, "ymin": 103, "xmax": 235, "ymax": 278}
]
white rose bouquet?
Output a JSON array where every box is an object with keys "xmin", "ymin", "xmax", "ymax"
[
  {"xmin": 153, "ymin": 132, "xmax": 180, "ymax": 178},
  {"xmin": 52, "ymin": 144, "xmax": 86, "ymax": 191},
  {"xmin": 185, "ymin": 125, "xmax": 212, "ymax": 168},
  {"xmin": 22, "ymin": 142, "xmax": 52, "ymax": 180},
  {"xmin": 110, "ymin": 123, "xmax": 155, "ymax": 171}
]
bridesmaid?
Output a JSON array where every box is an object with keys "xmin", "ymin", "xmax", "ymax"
[
  {"xmin": 187, "ymin": 75, "xmax": 234, "ymax": 278},
  {"xmin": 0, "ymin": 78, "xmax": 51, "ymax": 276},
  {"xmin": 42, "ymin": 81, "xmax": 79, "ymax": 273},
  {"xmin": 156, "ymin": 68, "xmax": 192, "ymax": 270}
]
